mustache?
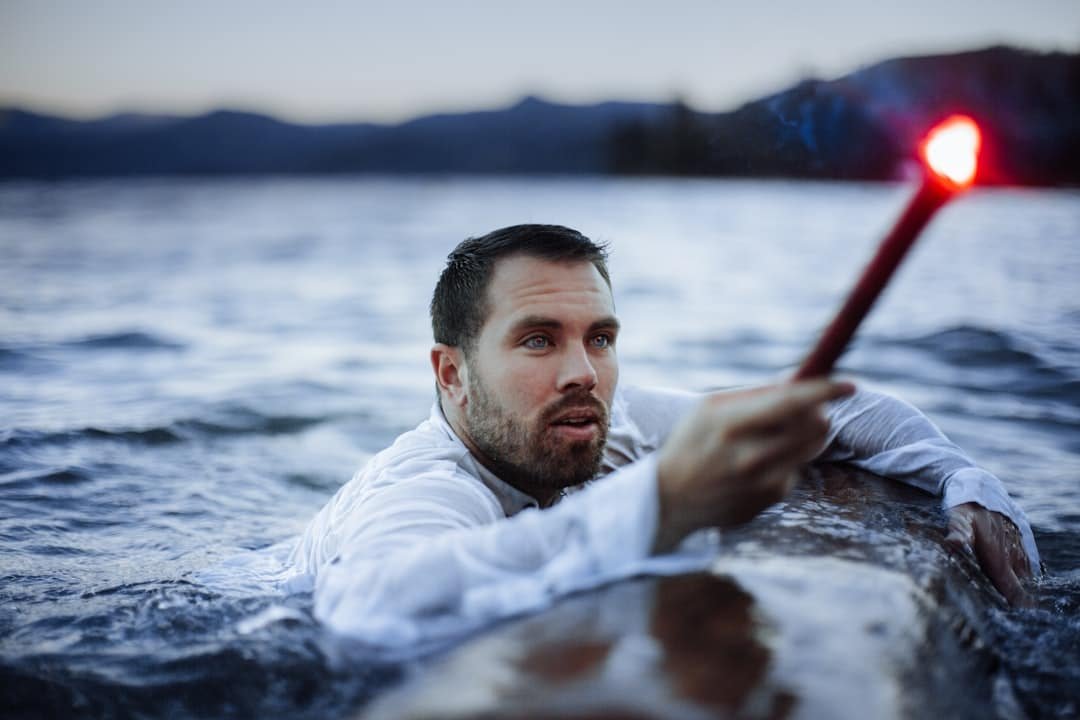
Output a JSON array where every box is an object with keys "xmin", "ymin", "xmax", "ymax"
[{"xmin": 541, "ymin": 391, "xmax": 609, "ymax": 425}]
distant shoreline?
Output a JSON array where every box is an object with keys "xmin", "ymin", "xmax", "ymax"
[{"xmin": 3, "ymin": 46, "xmax": 1077, "ymax": 186}]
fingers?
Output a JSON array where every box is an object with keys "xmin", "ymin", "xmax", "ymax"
[
  {"xmin": 984, "ymin": 561, "xmax": 1030, "ymax": 607},
  {"xmin": 972, "ymin": 509, "xmax": 1035, "ymax": 606},
  {"xmin": 948, "ymin": 503, "xmax": 1036, "ymax": 608},
  {"xmin": 733, "ymin": 408, "xmax": 831, "ymax": 478},
  {"xmin": 706, "ymin": 385, "xmax": 776, "ymax": 405},
  {"xmin": 980, "ymin": 511, "xmax": 1036, "ymax": 604},
  {"xmin": 706, "ymin": 388, "xmax": 838, "ymax": 517},
  {"xmin": 720, "ymin": 380, "xmax": 855, "ymax": 436},
  {"xmin": 971, "ymin": 532, "xmax": 1035, "ymax": 608},
  {"xmin": 1013, "ymin": 552, "xmax": 1034, "ymax": 582},
  {"xmin": 656, "ymin": 380, "xmax": 855, "ymax": 545},
  {"xmin": 1002, "ymin": 517, "xmax": 1034, "ymax": 581},
  {"xmin": 945, "ymin": 508, "xmax": 975, "ymax": 554}
]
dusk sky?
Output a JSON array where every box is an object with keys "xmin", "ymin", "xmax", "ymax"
[{"xmin": 3, "ymin": 0, "xmax": 1078, "ymax": 123}]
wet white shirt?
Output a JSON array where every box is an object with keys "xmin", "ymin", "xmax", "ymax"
[{"xmin": 286, "ymin": 385, "xmax": 1039, "ymax": 647}]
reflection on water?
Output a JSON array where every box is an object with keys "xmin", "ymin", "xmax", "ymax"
[
  {"xmin": 652, "ymin": 575, "xmax": 785, "ymax": 717},
  {"xmin": 363, "ymin": 574, "xmax": 782, "ymax": 720}
]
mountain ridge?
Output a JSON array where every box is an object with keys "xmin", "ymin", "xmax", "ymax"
[{"xmin": 2, "ymin": 46, "xmax": 1076, "ymax": 185}]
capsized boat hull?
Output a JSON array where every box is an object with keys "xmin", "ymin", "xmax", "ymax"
[{"xmin": 362, "ymin": 464, "xmax": 1018, "ymax": 720}]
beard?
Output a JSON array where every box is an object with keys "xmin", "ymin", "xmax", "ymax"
[{"xmin": 464, "ymin": 372, "xmax": 609, "ymax": 494}]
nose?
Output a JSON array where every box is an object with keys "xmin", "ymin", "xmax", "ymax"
[{"xmin": 557, "ymin": 342, "xmax": 598, "ymax": 392}]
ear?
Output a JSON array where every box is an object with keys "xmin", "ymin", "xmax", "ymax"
[{"xmin": 431, "ymin": 344, "xmax": 468, "ymax": 408}]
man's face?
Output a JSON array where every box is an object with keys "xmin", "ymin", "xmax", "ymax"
[{"xmin": 461, "ymin": 255, "xmax": 619, "ymax": 493}]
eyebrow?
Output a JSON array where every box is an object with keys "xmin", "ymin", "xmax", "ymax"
[{"xmin": 508, "ymin": 314, "xmax": 621, "ymax": 337}]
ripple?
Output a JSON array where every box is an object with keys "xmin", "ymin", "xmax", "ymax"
[
  {"xmin": 0, "ymin": 466, "xmax": 92, "ymax": 488},
  {"xmin": 61, "ymin": 331, "xmax": 186, "ymax": 351},
  {"xmin": 873, "ymin": 324, "xmax": 1071, "ymax": 376},
  {"xmin": 82, "ymin": 426, "xmax": 185, "ymax": 444},
  {"xmin": 178, "ymin": 410, "xmax": 327, "ymax": 437},
  {"xmin": 0, "ymin": 409, "xmax": 332, "ymax": 449},
  {"xmin": 0, "ymin": 345, "xmax": 53, "ymax": 372},
  {"xmin": 0, "ymin": 427, "xmax": 183, "ymax": 449},
  {"xmin": 22, "ymin": 544, "xmax": 94, "ymax": 557}
]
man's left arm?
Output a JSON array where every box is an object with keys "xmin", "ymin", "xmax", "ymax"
[{"xmin": 821, "ymin": 388, "xmax": 1040, "ymax": 604}]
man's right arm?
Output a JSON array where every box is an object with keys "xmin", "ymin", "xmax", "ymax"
[
  {"xmin": 313, "ymin": 454, "xmax": 681, "ymax": 647},
  {"xmin": 312, "ymin": 380, "xmax": 852, "ymax": 646}
]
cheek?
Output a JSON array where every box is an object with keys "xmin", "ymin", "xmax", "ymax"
[
  {"xmin": 598, "ymin": 352, "xmax": 619, "ymax": 393},
  {"xmin": 495, "ymin": 357, "xmax": 554, "ymax": 408}
]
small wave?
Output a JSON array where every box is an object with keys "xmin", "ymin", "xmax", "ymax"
[
  {"xmin": 1035, "ymin": 527, "xmax": 1080, "ymax": 573},
  {"xmin": 1024, "ymin": 377, "xmax": 1080, "ymax": 402},
  {"xmin": 0, "ymin": 345, "xmax": 42, "ymax": 370},
  {"xmin": 1060, "ymin": 307, "xmax": 1080, "ymax": 326},
  {"xmin": 281, "ymin": 472, "xmax": 339, "ymax": 491},
  {"xmin": 683, "ymin": 329, "xmax": 799, "ymax": 350},
  {"xmin": 82, "ymin": 426, "xmax": 185, "ymax": 444},
  {"xmin": 0, "ymin": 466, "xmax": 92, "ymax": 488},
  {"xmin": 863, "ymin": 325, "xmax": 1080, "ymax": 399},
  {"xmin": 2, "ymin": 410, "xmax": 329, "ymax": 450},
  {"xmin": 0, "ymin": 346, "xmax": 28, "ymax": 360},
  {"xmin": 81, "ymin": 579, "xmax": 191, "ymax": 600},
  {"xmin": 23, "ymin": 544, "xmax": 93, "ymax": 557},
  {"xmin": 178, "ymin": 412, "xmax": 326, "ymax": 437},
  {"xmin": 35, "ymin": 467, "xmax": 90, "ymax": 484},
  {"xmin": 62, "ymin": 331, "xmax": 186, "ymax": 351},
  {"xmin": 176, "ymin": 400, "xmax": 343, "ymax": 437},
  {"xmin": 885, "ymin": 325, "xmax": 1045, "ymax": 369},
  {"xmin": 235, "ymin": 605, "xmax": 309, "ymax": 635},
  {"xmin": 0, "ymin": 426, "xmax": 184, "ymax": 449}
]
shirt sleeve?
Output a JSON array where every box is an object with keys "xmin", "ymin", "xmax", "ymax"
[
  {"xmin": 621, "ymin": 383, "xmax": 1040, "ymax": 575},
  {"xmin": 618, "ymin": 384, "xmax": 701, "ymax": 448},
  {"xmin": 820, "ymin": 388, "xmax": 1040, "ymax": 574},
  {"xmin": 313, "ymin": 454, "xmax": 712, "ymax": 648}
]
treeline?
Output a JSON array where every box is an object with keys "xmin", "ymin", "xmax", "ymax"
[
  {"xmin": 609, "ymin": 91, "xmax": 898, "ymax": 180},
  {"xmin": 610, "ymin": 46, "xmax": 1080, "ymax": 185}
]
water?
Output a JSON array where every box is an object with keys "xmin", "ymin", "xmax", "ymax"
[{"xmin": 1, "ymin": 177, "xmax": 1077, "ymax": 718}]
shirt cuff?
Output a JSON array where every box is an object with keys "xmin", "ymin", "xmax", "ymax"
[
  {"xmin": 588, "ymin": 453, "xmax": 716, "ymax": 577},
  {"xmin": 585, "ymin": 452, "xmax": 661, "ymax": 573},
  {"xmin": 942, "ymin": 467, "xmax": 1041, "ymax": 575}
]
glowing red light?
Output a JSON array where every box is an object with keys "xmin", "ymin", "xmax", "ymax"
[{"xmin": 919, "ymin": 115, "xmax": 981, "ymax": 188}]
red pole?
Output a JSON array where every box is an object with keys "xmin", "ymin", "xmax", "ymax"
[{"xmin": 793, "ymin": 177, "xmax": 951, "ymax": 380}]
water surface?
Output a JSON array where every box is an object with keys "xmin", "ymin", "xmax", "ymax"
[{"xmin": 1, "ymin": 177, "xmax": 1077, "ymax": 718}]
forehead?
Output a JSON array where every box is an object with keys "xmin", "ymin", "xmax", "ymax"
[{"xmin": 483, "ymin": 255, "xmax": 614, "ymax": 331}]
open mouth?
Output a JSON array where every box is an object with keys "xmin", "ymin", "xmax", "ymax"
[
  {"xmin": 548, "ymin": 406, "xmax": 604, "ymax": 441},
  {"xmin": 552, "ymin": 416, "xmax": 597, "ymax": 427},
  {"xmin": 550, "ymin": 408, "xmax": 601, "ymax": 427}
]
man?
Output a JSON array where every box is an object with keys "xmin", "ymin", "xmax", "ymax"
[{"xmin": 289, "ymin": 224, "xmax": 1038, "ymax": 645}]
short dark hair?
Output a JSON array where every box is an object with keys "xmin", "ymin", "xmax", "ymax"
[{"xmin": 431, "ymin": 224, "xmax": 611, "ymax": 353}]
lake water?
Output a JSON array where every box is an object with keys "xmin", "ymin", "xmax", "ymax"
[{"xmin": 1, "ymin": 177, "xmax": 1078, "ymax": 718}]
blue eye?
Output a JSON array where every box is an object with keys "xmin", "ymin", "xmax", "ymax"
[
  {"xmin": 591, "ymin": 334, "xmax": 612, "ymax": 349},
  {"xmin": 524, "ymin": 336, "xmax": 550, "ymax": 349}
]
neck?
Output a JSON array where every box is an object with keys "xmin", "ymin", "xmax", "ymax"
[{"xmin": 442, "ymin": 405, "xmax": 561, "ymax": 508}]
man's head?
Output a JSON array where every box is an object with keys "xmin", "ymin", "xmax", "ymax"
[
  {"xmin": 431, "ymin": 224, "xmax": 612, "ymax": 356},
  {"xmin": 430, "ymin": 225, "xmax": 619, "ymax": 504}
]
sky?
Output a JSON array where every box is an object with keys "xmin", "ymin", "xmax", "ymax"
[{"xmin": 2, "ymin": 0, "xmax": 1078, "ymax": 124}]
